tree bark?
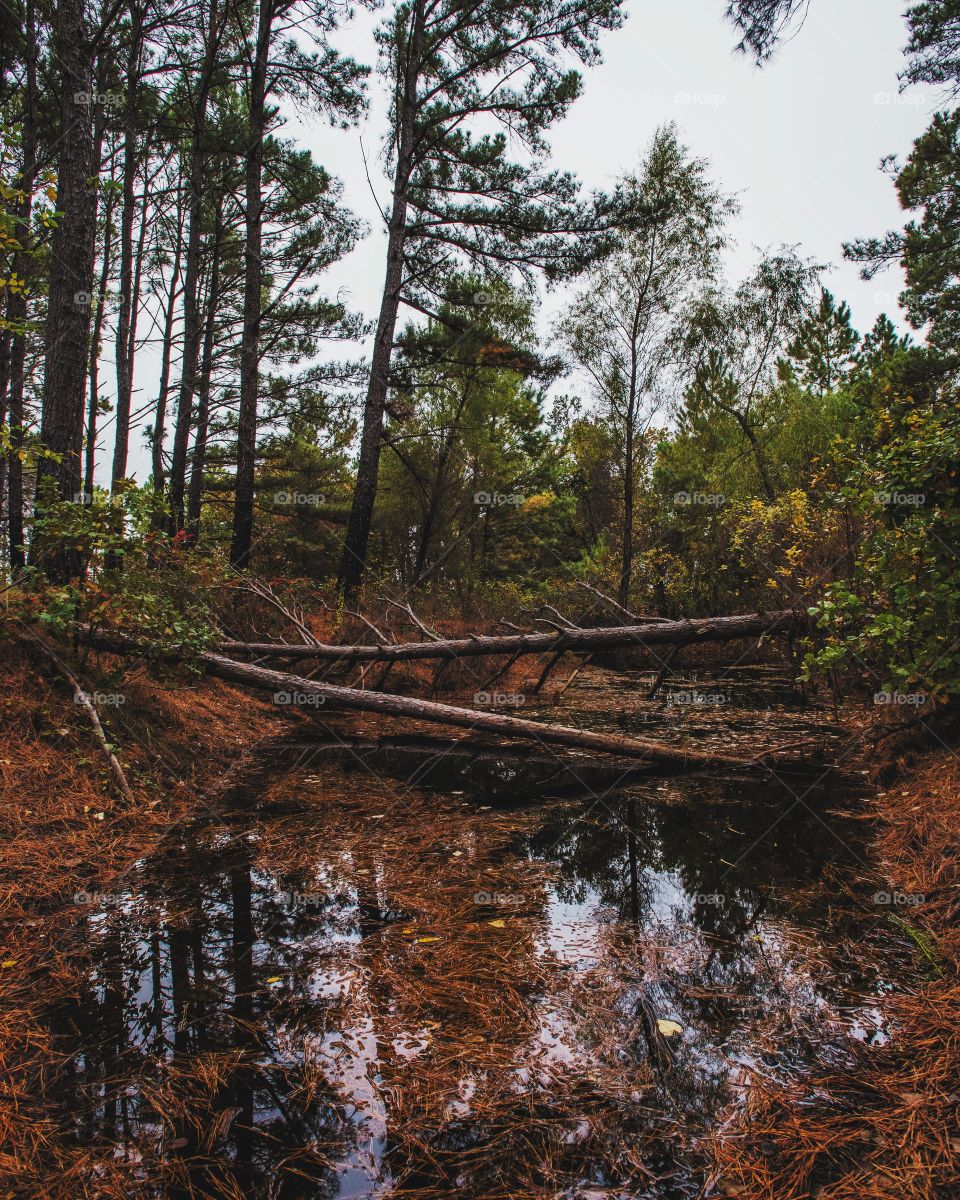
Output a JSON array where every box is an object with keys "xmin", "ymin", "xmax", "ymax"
[
  {"xmin": 151, "ymin": 194, "xmax": 184, "ymax": 496},
  {"xmin": 229, "ymin": 0, "xmax": 272, "ymax": 569},
  {"xmin": 217, "ymin": 609, "xmax": 803, "ymax": 664},
  {"xmin": 84, "ymin": 157, "xmax": 115, "ymax": 498},
  {"xmin": 110, "ymin": 5, "xmax": 143, "ymax": 487},
  {"xmin": 168, "ymin": 0, "xmax": 220, "ymax": 531},
  {"xmin": 196, "ymin": 651, "xmax": 791, "ymax": 772},
  {"xmin": 337, "ymin": 0, "xmax": 426, "ymax": 598},
  {"xmin": 186, "ymin": 200, "xmax": 222, "ymax": 534},
  {"xmin": 30, "ymin": 0, "xmax": 98, "ymax": 578}
]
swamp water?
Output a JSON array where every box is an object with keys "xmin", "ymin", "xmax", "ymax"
[{"xmin": 51, "ymin": 668, "xmax": 907, "ymax": 1198}]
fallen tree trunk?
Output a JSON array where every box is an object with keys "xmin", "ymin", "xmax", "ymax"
[
  {"xmin": 216, "ymin": 609, "xmax": 804, "ymax": 665},
  {"xmin": 197, "ymin": 650, "xmax": 803, "ymax": 773}
]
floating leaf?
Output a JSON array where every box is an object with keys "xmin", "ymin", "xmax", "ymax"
[
  {"xmin": 415, "ymin": 936, "xmax": 441, "ymax": 944},
  {"xmin": 1, "ymin": 960, "xmax": 17, "ymax": 968},
  {"xmin": 656, "ymin": 1019, "xmax": 683, "ymax": 1037},
  {"xmin": 265, "ymin": 976, "xmax": 282, "ymax": 984},
  {"xmin": 488, "ymin": 918, "xmax": 506, "ymax": 928}
]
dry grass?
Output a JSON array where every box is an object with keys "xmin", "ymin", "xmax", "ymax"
[
  {"xmin": 708, "ymin": 748, "xmax": 960, "ymax": 1200},
  {"xmin": 0, "ymin": 636, "xmax": 292, "ymax": 1197}
]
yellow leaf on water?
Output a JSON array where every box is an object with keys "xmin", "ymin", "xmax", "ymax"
[
  {"xmin": 656, "ymin": 1019, "xmax": 683, "ymax": 1037},
  {"xmin": 488, "ymin": 919, "xmax": 506, "ymax": 928},
  {"xmin": 1, "ymin": 960, "xmax": 17, "ymax": 968},
  {"xmin": 266, "ymin": 976, "xmax": 282, "ymax": 984},
  {"xmin": 415, "ymin": 936, "xmax": 441, "ymax": 944}
]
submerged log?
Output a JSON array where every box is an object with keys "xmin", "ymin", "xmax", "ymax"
[
  {"xmin": 216, "ymin": 609, "xmax": 804, "ymax": 665},
  {"xmin": 196, "ymin": 650, "xmax": 801, "ymax": 773}
]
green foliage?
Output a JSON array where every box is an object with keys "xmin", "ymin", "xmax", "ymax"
[
  {"xmin": 373, "ymin": 277, "xmax": 573, "ymax": 595},
  {"xmin": 16, "ymin": 481, "xmax": 220, "ymax": 657},
  {"xmin": 805, "ymin": 350, "xmax": 960, "ymax": 697},
  {"xmin": 782, "ymin": 288, "xmax": 860, "ymax": 395}
]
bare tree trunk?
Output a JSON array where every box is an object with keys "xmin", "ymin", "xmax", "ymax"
[
  {"xmin": 197, "ymin": 650, "xmax": 795, "ymax": 772},
  {"xmin": 216, "ymin": 609, "xmax": 803, "ymax": 664},
  {"xmin": 32, "ymin": 0, "xmax": 99, "ymax": 579},
  {"xmin": 7, "ymin": 0, "xmax": 38, "ymax": 571},
  {"xmin": 338, "ymin": 0, "xmax": 426, "ymax": 599},
  {"xmin": 168, "ymin": 0, "xmax": 220, "ymax": 531},
  {"xmin": 619, "ymin": 404, "xmax": 634, "ymax": 608},
  {"xmin": 84, "ymin": 157, "xmax": 116, "ymax": 499},
  {"xmin": 110, "ymin": 5, "xmax": 144, "ymax": 487},
  {"xmin": 186, "ymin": 201, "xmax": 222, "ymax": 535},
  {"xmin": 230, "ymin": 0, "xmax": 272, "ymax": 569},
  {"xmin": 151, "ymin": 195, "xmax": 185, "ymax": 497}
]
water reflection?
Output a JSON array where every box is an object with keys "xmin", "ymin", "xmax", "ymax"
[{"xmin": 49, "ymin": 731, "xmax": 894, "ymax": 1198}]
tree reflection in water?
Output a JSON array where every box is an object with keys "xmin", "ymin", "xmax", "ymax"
[{"xmin": 47, "ymin": 736, "xmax": 894, "ymax": 1198}]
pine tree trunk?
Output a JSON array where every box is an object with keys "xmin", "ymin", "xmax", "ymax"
[
  {"xmin": 110, "ymin": 10, "xmax": 143, "ymax": 487},
  {"xmin": 31, "ymin": 0, "xmax": 98, "ymax": 579},
  {"xmin": 187, "ymin": 205, "xmax": 222, "ymax": 535},
  {"xmin": 230, "ymin": 0, "xmax": 272, "ymax": 569},
  {"xmin": 338, "ymin": 0, "xmax": 425, "ymax": 598},
  {"xmin": 151, "ymin": 197, "xmax": 184, "ymax": 497},
  {"xmin": 84, "ymin": 175, "xmax": 114, "ymax": 498},
  {"xmin": 167, "ymin": 0, "xmax": 219, "ymax": 530}
]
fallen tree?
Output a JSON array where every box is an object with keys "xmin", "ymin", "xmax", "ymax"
[
  {"xmin": 195, "ymin": 650, "xmax": 809, "ymax": 773},
  {"xmin": 216, "ymin": 609, "xmax": 805, "ymax": 665}
]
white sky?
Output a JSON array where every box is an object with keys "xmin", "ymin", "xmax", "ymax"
[{"xmin": 120, "ymin": 0, "xmax": 938, "ymax": 481}]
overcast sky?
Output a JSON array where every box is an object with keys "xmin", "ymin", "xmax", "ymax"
[{"xmin": 122, "ymin": 0, "xmax": 939, "ymax": 480}]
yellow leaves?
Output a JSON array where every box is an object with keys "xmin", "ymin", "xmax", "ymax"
[
  {"xmin": 520, "ymin": 491, "xmax": 556, "ymax": 513},
  {"xmin": 414, "ymin": 936, "xmax": 441, "ymax": 944},
  {"xmin": 1, "ymin": 960, "xmax": 17, "ymax": 969},
  {"xmin": 487, "ymin": 918, "xmax": 506, "ymax": 928},
  {"xmin": 656, "ymin": 1019, "xmax": 683, "ymax": 1037}
]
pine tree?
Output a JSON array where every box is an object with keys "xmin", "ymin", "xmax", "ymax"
[
  {"xmin": 783, "ymin": 288, "xmax": 860, "ymax": 395},
  {"xmin": 336, "ymin": 0, "xmax": 625, "ymax": 597}
]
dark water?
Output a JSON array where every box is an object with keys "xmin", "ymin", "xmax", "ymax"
[{"xmin": 50, "ymin": 669, "xmax": 903, "ymax": 1199}]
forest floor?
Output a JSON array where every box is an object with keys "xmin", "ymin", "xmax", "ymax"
[{"xmin": 0, "ymin": 630, "xmax": 957, "ymax": 1199}]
